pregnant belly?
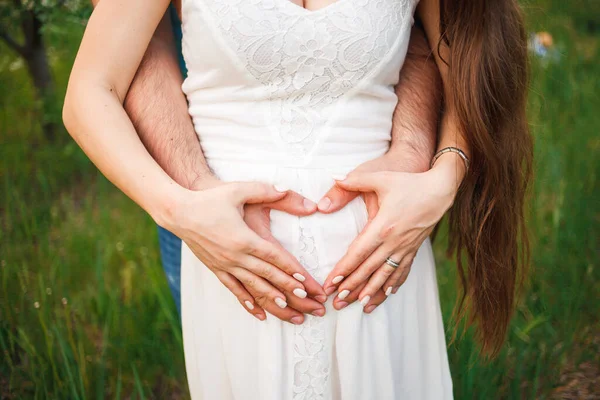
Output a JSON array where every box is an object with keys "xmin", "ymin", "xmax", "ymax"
[{"xmin": 208, "ymin": 160, "xmax": 370, "ymax": 283}]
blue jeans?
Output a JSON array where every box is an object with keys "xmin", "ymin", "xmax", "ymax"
[{"xmin": 157, "ymin": 226, "xmax": 182, "ymax": 314}]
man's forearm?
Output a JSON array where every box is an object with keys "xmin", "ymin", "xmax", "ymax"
[
  {"xmin": 388, "ymin": 24, "xmax": 442, "ymax": 171},
  {"xmin": 122, "ymin": 11, "xmax": 216, "ymax": 190}
]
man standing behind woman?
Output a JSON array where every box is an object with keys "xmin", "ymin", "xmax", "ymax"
[{"xmin": 95, "ymin": 0, "xmax": 444, "ymax": 320}]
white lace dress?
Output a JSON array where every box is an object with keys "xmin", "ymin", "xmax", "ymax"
[{"xmin": 179, "ymin": 0, "xmax": 453, "ymax": 398}]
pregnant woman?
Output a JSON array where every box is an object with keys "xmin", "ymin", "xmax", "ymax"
[{"xmin": 63, "ymin": 0, "xmax": 532, "ymax": 398}]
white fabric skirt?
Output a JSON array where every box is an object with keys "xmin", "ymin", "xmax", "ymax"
[{"xmin": 181, "ymin": 161, "xmax": 453, "ymax": 399}]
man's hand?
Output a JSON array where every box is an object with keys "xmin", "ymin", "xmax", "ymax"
[{"xmin": 166, "ymin": 181, "xmax": 328, "ymax": 325}]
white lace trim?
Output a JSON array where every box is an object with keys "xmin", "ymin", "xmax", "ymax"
[
  {"xmin": 294, "ymin": 223, "xmax": 329, "ymax": 400},
  {"xmin": 196, "ymin": 0, "xmax": 411, "ymax": 163}
]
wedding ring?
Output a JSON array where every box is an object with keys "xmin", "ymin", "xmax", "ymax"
[{"xmin": 385, "ymin": 257, "xmax": 400, "ymax": 268}]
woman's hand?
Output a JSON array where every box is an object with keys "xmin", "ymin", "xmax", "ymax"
[
  {"xmin": 165, "ymin": 181, "xmax": 328, "ymax": 324},
  {"xmin": 321, "ymin": 155, "xmax": 465, "ymax": 312},
  {"xmin": 317, "ymin": 153, "xmax": 431, "ymax": 312}
]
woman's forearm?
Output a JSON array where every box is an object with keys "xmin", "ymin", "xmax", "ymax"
[
  {"xmin": 416, "ymin": 0, "xmax": 470, "ymax": 186},
  {"xmin": 64, "ymin": 0, "xmax": 183, "ymax": 225},
  {"xmin": 63, "ymin": 85, "xmax": 186, "ymax": 227}
]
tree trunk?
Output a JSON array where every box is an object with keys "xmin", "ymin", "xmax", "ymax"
[
  {"xmin": 20, "ymin": 9, "xmax": 57, "ymax": 142},
  {"xmin": 23, "ymin": 41, "xmax": 57, "ymax": 141},
  {"xmin": 0, "ymin": 5, "xmax": 58, "ymax": 141}
]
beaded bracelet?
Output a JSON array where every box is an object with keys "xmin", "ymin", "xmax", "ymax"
[{"xmin": 430, "ymin": 147, "xmax": 470, "ymax": 172}]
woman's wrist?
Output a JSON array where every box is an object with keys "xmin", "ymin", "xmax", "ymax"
[
  {"xmin": 148, "ymin": 183, "xmax": 191, "ymax": 232},
  {"xmin": 152, "ymin": 174, "xmax": 225, "ymax": 231},
  {"xmin": 427, "ymin": 151, "xmax": 467, "ymax": 200},
  {"xmin": 431, "ymin": 149, "xmax": 467, "ymax": 178}
]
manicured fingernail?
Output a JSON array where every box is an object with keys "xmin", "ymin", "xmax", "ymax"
[
  {"xmin": 274, "ymin": 184, "xmax": 289, "ymax": 192},
  {"xmin": 360, "ymin": 295, "xmax": 371, "ymax": 306},
  {"xmin": 365, "ymin": 305, "xmax": 377, "ymax": 313},
  {"xmin": 315, "ymin": 295, "xmax": 327, "ymax": 303},
  {"xmin": 392, "ymin": 287, "xmax": 399, "ymax": 294},
  {"xmin": 293, "ymin": 288, "xmax": 307, "ymax": 299},
  {"xmin": 312, "ymin": 308, "xmax": 325, "ymax": 317},
  {"xmin": 275, "ymin": 297, "xmax": 287, "ymax": 308},
  {"xmin": 337, "ymin": 301, "xmax": 349, "ymax": 309},
  {"xmin": 255, "ymin": 314, "xmax": 266, "ymax": 321},
  {"xmin": 332, "ymin": 275, "xmax": 344, "ymax": 284},
  {"xmin": 291, "ymin": 315, "xmax": 304, "ymax": 325},
  {"xmin": 325, "ymin": 286, "xmax": 336, "ymax": 295},
  {"xmin": 331, "ymin": 173, "xmax": 347, "ymax": 181},
  {"xmin": 385, "ymin": 287, "xmax": 393, "ymax": 296},
  {"xmin": 303, "ymin": 198, "xmax": 317, "ymax": 211},
  {"xmin": 293, "ymin": 273, "xmax": 306, "ymax": 282},
  {"xmin": 338, "ymin": 289, "xmax": 350, "ymax": 300},
  {"xmin": 244, "ymin": 300, "xmax": 255, "ymax": 310},
  {"xmin": 318, "ymin": 197, "xmax": 331, "ymax": 211}
]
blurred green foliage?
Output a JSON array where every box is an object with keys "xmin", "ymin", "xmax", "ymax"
[{"xmin": 1, "ymin": 0, "xmax": 599, "ymax": 399}]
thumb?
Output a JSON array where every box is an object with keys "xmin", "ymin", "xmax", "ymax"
[
  {"xmin": 268, "ymin": 190, "xmax": 318, "ymax": 216},
  {"xmin": 317, "ymin": 184, "xmax": 359, "ymax": 213},
  {"xmin": 231, "ymin": 182, "xmax": 287, "ymax": 205},
  {"xmin": 335, "ymin": 171, "xmax": 386, "ymax": 193}
]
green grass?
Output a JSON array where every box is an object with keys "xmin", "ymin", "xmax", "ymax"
[{"xmin": 1, "ymin": 1, "xmax": 599, "ymax": 398}]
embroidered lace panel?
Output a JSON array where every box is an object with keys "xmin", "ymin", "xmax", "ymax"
[
  {"xmin": 295, "ymin": 223, "xmax": 329, "ymax": 400},
  {"xmin": 197, "ymin": 0, "xmax": 411, "ymax": 162}
]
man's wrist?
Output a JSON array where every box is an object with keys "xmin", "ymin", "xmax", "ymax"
[
  {"xmin": 385, "ymin": 137, "xmax": 434, "ymax": 173},
  {"xmin": 187, "ymin": 173, "xmax": 221, "ymax": 191}
]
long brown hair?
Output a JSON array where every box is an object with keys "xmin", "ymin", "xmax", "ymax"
[{"xmin": 438, "ymin": 0, "xmax": 534, "ymax": 357}]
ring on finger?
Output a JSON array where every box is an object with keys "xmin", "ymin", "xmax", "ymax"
[
  {"xmin": 383, "ymin": 255, "xmax": 404, "ymax": 295},
  {"xmin": 384, "ymin": 256, "xmax": 400, "ymax": 268}
]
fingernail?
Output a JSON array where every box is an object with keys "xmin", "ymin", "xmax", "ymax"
[
  {"xmin": 317, "ymin": 197, "xmax": 331, "ymax": 211},
  {"xmin": 255, "ymin": 314, "xmax": 266, "ymax": 321},
  {"xmin": 332, "ymin": 275, "xmax": 344, "ymax": 284},
  {"xmin": 385, "ymin": 287, "xmax": 393, "ymax": 296},
  {"xmin": 337, "ymin": 301, "xmax": 349, "ymax": 309},
  {"xmin": 325, "ymin": 286, "xmax": 336, "ymax": 295},
  {"xmin": 303, "ymin": 198, "xmax": 317, "ymax": 211},
  {"xmin": 275, "ymin": 297, "xmax": 287, "ymax": 309},
  {"xmin": 360, "ymin": 295, "xmax": 371, "ymax": 306},
  {"xmin": 274, "ymin": 184, "xmax": 289, "ymax": 192},
  {"xmin": 291, "ymin": 316, "xmax": 304, "ymax": 325},
  {"xmin": 244, "ymin": 300, "xmax": 255, "ymax": 310},
  {"xmin": 293, "ymin": 288, "xmax": 307, "ymax": 299},
  {"xmin": 392, "ymin": 287, "xmax": 399, "ymax": 294},
  {"xmin": 312, "ymin": 308, "xmax": 325, "ymax": 317},
  {"xmin": 338, "ymin": 289, "xmax": 350, "ymax": 300},
  {"xmin": 315, "ymin": 295, "xmax": 327, "ymax": 303},
  {"xmin": 293, "ymin": 273, "xmax": 306, "ymax": 282},
  {"xmin": 331, "ymin": 173, "xmax": 347, "ymax": 181},
  {"xmin": 365, "ymin": 305, "xmax": 377, "ymax": 313}
]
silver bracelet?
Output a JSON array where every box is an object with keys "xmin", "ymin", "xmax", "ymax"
[{"xmin": 430, "ymin": 147, "xmax": 470, "ymax": 171}]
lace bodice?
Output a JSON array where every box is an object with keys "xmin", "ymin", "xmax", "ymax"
[{"xmin": 181, "ymin": 0, "xmax": 417, "ymax": 167}]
